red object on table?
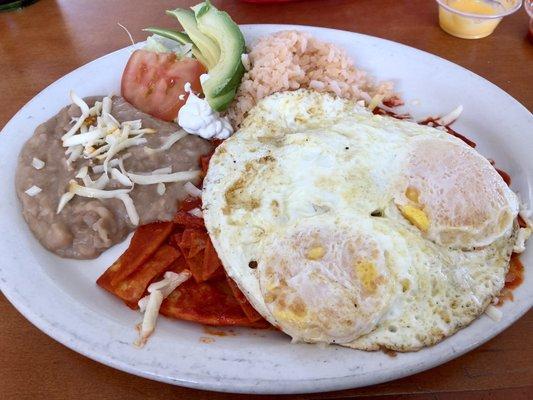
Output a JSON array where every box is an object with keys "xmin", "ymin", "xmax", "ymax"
[{"xmin": 240, "ymin": 0, "xmax": 301, "ymax": 3}]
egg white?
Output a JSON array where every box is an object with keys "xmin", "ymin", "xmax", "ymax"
[{"xmin": 203, "ymin": 90, "xmax": 520, "ymax": 351}]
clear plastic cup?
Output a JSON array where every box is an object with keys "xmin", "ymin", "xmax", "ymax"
[{"xmin": 436, "ymin": 0, "xmax": 523, "ymax": 39}]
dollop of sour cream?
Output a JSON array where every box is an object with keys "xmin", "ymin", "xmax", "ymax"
[{"xmin": 177, "ymin": 78, "xmax": 233, "ymax": 140}]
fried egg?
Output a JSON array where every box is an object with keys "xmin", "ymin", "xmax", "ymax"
[{"xmin": 202, "ymin": 90, "xmax": 520, "ymax": 351}]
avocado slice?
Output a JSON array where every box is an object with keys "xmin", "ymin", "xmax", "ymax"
[
  {"xmin": 208, "ymin": 86, "xmax": 237, "ymax": 112},
  {"xmin": 166, "ymin": 8, "xmax": 220, "ymax": 69},
  {"xmin": 144, "ymin": 27, "xmax": 192, "ymax": 45},
  {"xmin": 143, "ymin": 27, "xmax": 212, "ymax": 68},
  {"xmin": 192, "ymin": 1, "xmax": 245, "ymax": 105}
]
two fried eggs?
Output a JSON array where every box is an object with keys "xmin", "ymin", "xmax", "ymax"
[{"xmin": 203, "ymin": 90, "xmax": 520, "ymax": 351}]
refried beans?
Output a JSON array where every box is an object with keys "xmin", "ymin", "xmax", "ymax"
[{"xmin": 15, "ymin": 96, "xmax": 213, "ymax": 259}]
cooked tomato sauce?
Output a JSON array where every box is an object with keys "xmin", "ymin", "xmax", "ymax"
[
  {"xmin": 506, "ymin": 254, "xmax": 525, "ymax": 291},
  {"xmin": 418, "ymin": 117, "xmax": 477, "ymax": 148},
  {"xmin": 498, "ymin": 254, "xmax": 525, "ymax": 305},
  {"xmin": 495, "ymin": 168, "xmax": 512, "ymax": 186},
  {"xmin": 203, "ymin": 326, "xmax": 237, "ymax": 337}
]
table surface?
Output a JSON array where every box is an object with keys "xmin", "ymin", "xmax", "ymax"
[{"xmin": 1, "ymin": 0, "xmax": 532, "ymax": 399}]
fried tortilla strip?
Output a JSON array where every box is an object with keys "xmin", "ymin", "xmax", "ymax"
[
  {"xmin": 226, "ymin": 276, "xmax": 266, "ymax": 323},
  {"xmin": 200, "ymin": 151, "xmax": 215, "ymax": 177},
  {"xmin": 112, "ymin": 244, "xmax": 180, "ymax": 308},
  {"xmin": 201, "ymin": 239, "xmax": 224, "ymax": 282},
  {"xmin": 179, "ymin": 228, "xmax": 208, "ymax": 258},
  {"xmin": 159, "ymin": 277, "xmax": 266, "ymax": 327},
  {"xmin": 173, "ymin": 211, "xmax": 205, "ymax": 228},
  {"xmin": 173, "ymin": 228, "xmax": 224, "ymax": 283},
  {"xmin": 179, "ymin": 196, "xmax": 202, "ymax": 212},
  {"xmin": 97, "ymin": 221, "xmax": 174, "ymax": 291}
]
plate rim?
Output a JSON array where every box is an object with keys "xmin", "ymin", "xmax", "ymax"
[{"xmin": 0, "ymin": 23, "xmax": 531, "ymax": 394}]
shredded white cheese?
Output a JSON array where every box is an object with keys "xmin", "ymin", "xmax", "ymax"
[
  {"xmin": 66, "ymin": 180, "xmax": 138, "ymax": 225},
  {"xmin": 146, "ymin": 131, "xmax": 187, "ymax": 153},
  {"xmin": 485, "ymin": 304, "xmax": 502, "ymax": 322},
  {"xmin": 56, "ymin": 91, "xmax": 196, "ymax": 227},
  {"xmin": 57, "ymin": 192, "xmax": 75, "ymax": 213},
  {"xmin": 84, "ymin": 173, "xmax": 110, "ymax": 190},
  {"xmin": 66, "ymin": 145, "xmax": 83, "ymax": 165},
  {"xmin": 92, "ymin": 157, "xmax": 125, "ymax": 174},
  {"xmin": 138, "ymin": 296, "xmax": 149, "ymax": 314},
  {"xmin": 156, "ymin": 182, "xmax": 166, "ymax": 196},
  {"xmin": 63, "ymin": 129, "xmax": 106, "ymax": 147},
  {"xmin": 25, "ymin": 185, "xmax": 42, "ymax": 197},
  {"xmin": 135, "ymin": 270, "xmax": 191, "ymax": 347},
  {"xmin": 145, "ymin": 166, "xmax": 172, "ymax": 175},
  {"xmin": 367, "ymin": 94, "xmax": 385, "ymax": 112},
  {"xmin": 117, "ymin": 193, "xmax": 139, "ymax": 226},
  {"xmin": 62, "ymin": 91, "xmax": 90, "ymax": 140},
  {"xmin": 514, "ymin": 227, "xmax": 531, "ymax": 254},
  {"xmin": 68, "ymin": 181, "xmax": 131, "ymax": 198},
  {"xmin": 517, "ymin": 195, "xmax": 532, "ymax": 227},
  {"xmin": 110, "ymin": 168, "xmax": 133, "ymax": 186},
  {"xmin": 127, "ymin": 170, "xmax": 200, "ymax": 185},
  {"xmin": 31, "ymin": 158, "xmax": 45, "ymax": 170},
  {"xmin": 184, "ymin": 181, "xmax": 202, "ymax": 198},
  {"xmin": 135, "ymin": 290, "xmax": 163, "ymax": 347},
  {"xmin": 102, "ymin": 96, "xmax": 112, "ymax": 114},
  {"xmin": 148, "ymin": 271, "xmax": 192, "ymax": 298},
  {"xmin": 75, "ymin": 166, "xmax": 89, "ymax": 179},
  {"xmin": 188, "ymin": 207, "xmax": 203, "ymax": 218},
  {"xmin": 436, "ymin": 105, "xmax": 463, "ymax": 126},
  {"xmin": 241, "ymin": 53, "xmax": 251, "ymax": 71}
]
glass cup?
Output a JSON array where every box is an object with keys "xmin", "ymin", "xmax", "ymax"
[
  {"xmin": 436, "ymin": 0, "xmax": 523, "ymax": 39},
  {"xmin": 0, "ymin": 0, "xmax": 39, "ymax": 12}
]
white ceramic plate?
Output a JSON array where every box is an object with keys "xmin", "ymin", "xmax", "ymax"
[{"xmin": 0, "ymin": 25, "xmax": 532, "ymax": 395}]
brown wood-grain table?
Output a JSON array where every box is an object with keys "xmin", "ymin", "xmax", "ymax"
[{"xmin": 1, "ymin": 1, "xmax": 532, "ymax": 399}]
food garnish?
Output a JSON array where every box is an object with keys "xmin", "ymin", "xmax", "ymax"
[
  {"xmin": 177, "ymin": 82, "xmax": 233, "ymax": 139},
  {"xmin": 136, "ymin": 270, "xmax": 192, "ymax": 347},
  {"xmin": 31, "ymin": 157, "xmax": 45, "ymax": 170},
  {"xmin": 98, "ymin": 194, "xmax": 269, "ymax": 345},
  {"xmin": 56, "ymin": 91, "xmax": 198, "ymax": 226},
  {"xmin": 121, "ymin": 50, "xmax": 205, "ymax": 122},
  {"xmin": 147, "ymin": 1, "xmax": 246, "ymax": 112},
  {"xmin": 24, "ymin": 185, "xmax": 42, "ymax": 197}
]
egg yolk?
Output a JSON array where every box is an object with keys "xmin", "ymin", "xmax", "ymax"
[
  {"xmin": 399, "ymin": 204, "xmax": 430, "ymax": 232},
  {"xmin": 398, "ymin": 187, "xmax": 430, "ymax": 232},
  {"xmin": 306, "ymin": 246, "xmax": 326, "ymax": 260},
  {"xmin": 355, "ymin": 261, "xmax": 379, "ymax": 293},
  {"xmin": 405, "ymin": 186, "xmax": 420, "ymax": 203},
  {"xmin": 259, "ymin": 225, "xmax": 395, "ymax": 344}
]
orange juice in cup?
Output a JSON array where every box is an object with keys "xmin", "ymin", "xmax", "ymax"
[{"xmin": 436, "ymin": 0, "xmax": 523, "ymax": 39}]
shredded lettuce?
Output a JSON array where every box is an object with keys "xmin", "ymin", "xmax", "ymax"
[{"xmin": 143, "ymin": 34, "xmax": 194, "ymax": 58}]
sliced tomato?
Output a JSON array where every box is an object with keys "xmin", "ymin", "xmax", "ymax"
[{"xmin": 121, "ymin": 49, "xmax": 205, "ymax": 122}]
